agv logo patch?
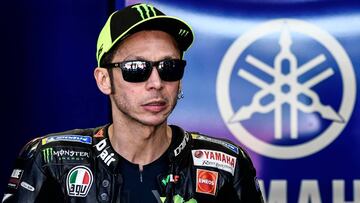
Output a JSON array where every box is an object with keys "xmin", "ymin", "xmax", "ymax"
[{"xmin": 66, "ymin": 166, "xmax": 93, "ymax": 197}]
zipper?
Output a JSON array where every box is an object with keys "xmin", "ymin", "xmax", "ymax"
[{"xmin": 139, "ymin": 170, "xmax": 143, "ymax": 182}]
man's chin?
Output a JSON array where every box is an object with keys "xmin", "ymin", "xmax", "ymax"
[
  {"xmin": 139, "ymin": 117, "xmax": 167, "ymax": 127},
  {"xmin": 137, "ymin": 108, "xmax": 173, "ymax": 127}
]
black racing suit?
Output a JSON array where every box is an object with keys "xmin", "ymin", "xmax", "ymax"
[{"xmin": 2, "ymin": 124, "xmax": 264, "ymax": 203}]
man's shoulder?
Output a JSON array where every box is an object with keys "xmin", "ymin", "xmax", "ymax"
[
  {"xmin": 18, "ymin": 125, "xmax": 105, "ymax": 159},
  {"xmin": 187, "ymin": 131, "xmax": 256, "ymax": 176},
  {"xmin": 189, "ymin": 131, "xmax": 246, "ymax": 157}
]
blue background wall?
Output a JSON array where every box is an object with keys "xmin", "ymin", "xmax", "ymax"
[
  {"xmin": 126, "ymin": 0, "xmax": 360, "ymax": 202},
  {"xmin": 0, "ymin": 0, "xmax": 114, "ymax": 196},
  {"xmin": 1, "ymin": 0, "xmax": 360, "ymax": 202}
]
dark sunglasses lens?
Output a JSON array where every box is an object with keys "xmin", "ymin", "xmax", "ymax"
[
  {"xmin": 121, "ymin": 61, "xmax": 152, "ymax": 82},
  {"xmin": 158, "ymin": 60, "xmax": 186, "ymax": 81}
]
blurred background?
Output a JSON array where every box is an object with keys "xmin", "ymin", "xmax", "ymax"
[{"xmin": 1, "ymin": 0, "xmax": 359, "ymax": 202}]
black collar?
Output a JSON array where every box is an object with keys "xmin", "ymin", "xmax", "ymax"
[{"xmin": 92, "ymin": 124, "xmax": 192, "ymax": 173}]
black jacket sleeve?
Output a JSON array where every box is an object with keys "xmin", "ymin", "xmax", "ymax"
[
  {"xmin": 233, "ymin": 148, "xmax": 264, "ymax": 203},
  {"xmin": 2, "ymin": 138, "xmax": 48, "ymax": 203}
]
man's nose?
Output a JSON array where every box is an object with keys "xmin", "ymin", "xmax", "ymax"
[{"xmin": 145, "ymin": 67, "xmax": 163, "ymax": 90}]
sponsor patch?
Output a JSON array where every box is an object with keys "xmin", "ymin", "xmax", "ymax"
[
  {"xmin": 192, "ymin": 134, "xmax": 239, "ymax": 154},
  {"xmin": 94, "ymin": 139, "xmax": 117, "ymax": 166},
  {"xmin": 161, "ymin": 174, "xmax": 180, "ymax": 186},
  {"xmin": 192, "ymin": 150, "xmax": 237, "ymax": 175},
  {"xmin": 20, "ymin": 181, "xmax": 35, "ymax": 191},
  {"xmin": 42, "ymin": 148, "xmax": 90, "ymax": 163},
  {"xmin": 94, "ymin": 128, "xmax": 104, "ymax": 138},
  {"xmin": 196, "ymin": 169, "xmax": 218, "ymax": 196},
  {"xmin": 42, "ymin": 135, "xmax": 92, "ymax": 145},
  {"xmin": 174, "ymin": 133, "xmax": 190, "ymax": 156},
  {"xmin": 66, "ymin": 166, "xmax": 93, "ymax": 197},
  {"xmin": 8, "ymin": 169, "xmax": 24, "ymax": 189}
]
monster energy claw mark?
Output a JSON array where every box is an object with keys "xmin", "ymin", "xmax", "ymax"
[
  {"xmin": 179, "ymin": 29, "xmax": 189, "ymax": 37},
  {"xmin": 132, "ymin": 4, "xmax": 157, "ymax": 20},
  {"xmin": 42, "ymin": 148, "xmax": 54, "ymax": 163}
]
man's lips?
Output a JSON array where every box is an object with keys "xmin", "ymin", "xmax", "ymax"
[{"xmin": 142, "ymin": 100, "xmax": 167, "ymax": 112}]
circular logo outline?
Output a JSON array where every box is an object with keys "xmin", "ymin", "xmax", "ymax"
[{"xmin": 216, "ymin": 18, "xmax": 357, "ymax": 159}]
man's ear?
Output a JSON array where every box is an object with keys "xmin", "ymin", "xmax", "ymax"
[{"xmin": 94, "ymin": 67, "xmax": 112, "ymax": 95}]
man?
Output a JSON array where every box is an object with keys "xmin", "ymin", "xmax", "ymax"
[{"xmin": 3, "ymin": 3, "xmax": 264, "ymax": 203}]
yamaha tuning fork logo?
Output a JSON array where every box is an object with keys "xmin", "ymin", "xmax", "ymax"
[{"xmin": 216, "ymin": 19, "xmax": 356, "ymax": 159}]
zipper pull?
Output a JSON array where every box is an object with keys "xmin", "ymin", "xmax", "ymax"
[{"xmin": 139, "ymin": 170, "xmax": 143, "ymax": 182}]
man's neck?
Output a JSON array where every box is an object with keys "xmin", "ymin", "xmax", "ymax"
[{"xmin": 108, "ymin": 120, "xmax": 172, "ymax": 168}]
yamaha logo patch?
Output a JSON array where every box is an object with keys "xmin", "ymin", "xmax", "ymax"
[
  {"xmin": 192, "ymin": 149, "xmax": 237, "ymax": 175},
  {"xmin": 66, "ymin": 166, "xmax": 93, "ymax": 197}
]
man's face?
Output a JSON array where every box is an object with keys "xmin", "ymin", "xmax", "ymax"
[{"xmin": 110, "ymin": 30, "xmax": 181, "ymax": 126}]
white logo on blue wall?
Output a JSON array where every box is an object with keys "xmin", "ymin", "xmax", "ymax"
[{"xmin": 216, "ymin": 19, "xmax": 356, "ymax": 159}]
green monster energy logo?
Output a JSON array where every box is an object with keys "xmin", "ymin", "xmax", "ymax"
[
  {"xmin": 160, "ymin": 195, "xmax": 197, "ymax": 203},
  {"xmin": 42, "ymin": 148, "xmax": 54, "ymax": 163},
  {"xmin": 132, "ymin": 4, "xmax": 157, "ymax": 20},
  {"xmin": 42, "ymin": 148, "xmax": 89, "ymax": 163},
  {"xmin": 178, "ymin": 29, "xmax": 189, "ymax": 37}
]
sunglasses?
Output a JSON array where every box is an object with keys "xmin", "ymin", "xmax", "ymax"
[{"xmin": 103, "ymin": 59, "xmax": 186, "ymax": 83}]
